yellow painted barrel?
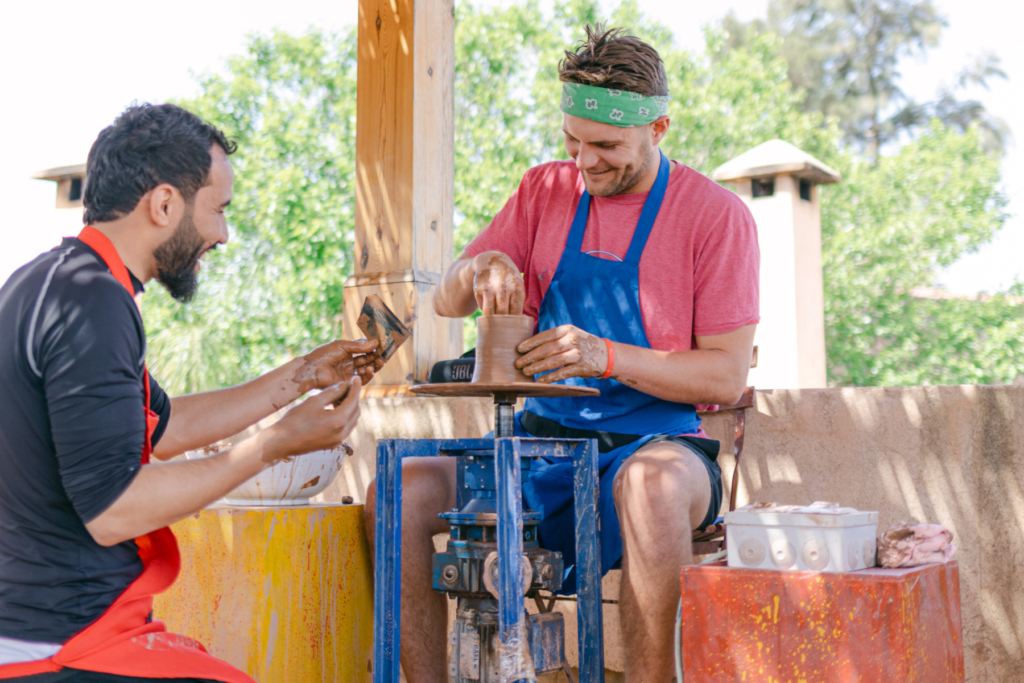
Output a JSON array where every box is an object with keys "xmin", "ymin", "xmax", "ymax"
[{"xmin": 153, "ymin": 503, "xmax": 373, "ymax": 683}]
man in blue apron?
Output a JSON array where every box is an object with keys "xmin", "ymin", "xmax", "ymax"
[{"xmin": 369, "ymin": 26, "xmax": 760, "ymax": 681}]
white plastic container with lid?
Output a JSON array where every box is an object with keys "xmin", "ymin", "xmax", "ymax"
[{"xmin": 724, "ymin": 502, "xmax": 879, "ymax": 573}]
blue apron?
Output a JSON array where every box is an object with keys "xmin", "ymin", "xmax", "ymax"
[{"xmin": 516, "ymin": 152, "xmax": 703, "ymax": 594}]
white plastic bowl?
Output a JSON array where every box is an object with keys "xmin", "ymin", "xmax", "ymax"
[{"xmin": 185, "ymin": 446, "xmax": 347, "ymax": 506}]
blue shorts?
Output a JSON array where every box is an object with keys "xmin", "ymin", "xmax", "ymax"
[{"xmin": 508, "ymin": 412, "xmax": 723, "ymax": 595}]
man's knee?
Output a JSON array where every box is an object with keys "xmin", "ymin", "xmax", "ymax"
[
  {"xmin": 364, "ymin": 457, "xmax": 457, "ymax": 533},
  {"xmin": 612, "ymin": 443, "xmax": 711, "ymax": 524}
]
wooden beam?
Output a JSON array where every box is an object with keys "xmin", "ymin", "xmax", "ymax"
[{"xmin": 346, "ymin": 0, "xmax": 460, "ymax": 389}]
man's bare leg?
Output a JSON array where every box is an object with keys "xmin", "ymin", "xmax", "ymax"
[
  {"xmin": 613, "ymin": 441, "xmax": 714, "ymax": 683},
  {"xmin": 365, "ymin": 457, "xmax": 457, "ymax": 683}
]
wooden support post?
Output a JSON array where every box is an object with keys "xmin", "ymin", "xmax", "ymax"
[{"xmin": 344, "ymin": 0, "xmax": 461, "ymax": 394}]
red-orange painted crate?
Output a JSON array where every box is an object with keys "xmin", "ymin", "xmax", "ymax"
[{"xmin": 680, "ymin": 561, "xmax": 963, "ymax": 682}]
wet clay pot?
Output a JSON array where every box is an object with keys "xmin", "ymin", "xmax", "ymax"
[{"xmin": 472, "ymin": 315, "xmax": 535, "ymax": 384}]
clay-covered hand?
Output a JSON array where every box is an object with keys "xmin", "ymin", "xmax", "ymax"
[
  {"xmin": 294, "ymin": 338, "xmax": 383, "ymax": 392},
  {"xmin": 263, "ymin": 378, "xmax": 363, "ymax": 463},
  {"xmin": 515, "ymin": 324, "xmax": 609, "ymax": 383},
  {"xmin": 471, "ymin": 251, "xmax": 526, "ymax": 316}
]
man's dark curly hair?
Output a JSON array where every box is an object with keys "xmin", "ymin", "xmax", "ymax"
[
  {"xmin": 558, "ymin": 24, "xmax": 669, "ymax": 98},
  {"xmin": 83, "ymin": 103, "xmax": 237, "ymax": 224}
]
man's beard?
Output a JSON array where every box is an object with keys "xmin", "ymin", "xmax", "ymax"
[
  {"xmin": 154, "ymin": 208, "xmax": 206, "ymax": 303},
  {"xmin": 588, "ymin": 146, "xmax": 657, "ymax": 197}
]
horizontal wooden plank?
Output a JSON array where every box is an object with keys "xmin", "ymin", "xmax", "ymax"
[
  {"xmin": 344, "ymin": 269, "xmax": 442, "ymax": 287},
  {"xmin": 360, "ymin": 384, "xmax": 415, "ymax": 398}
]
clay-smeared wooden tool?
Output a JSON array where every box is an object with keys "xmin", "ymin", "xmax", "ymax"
[{"xmin": 357, "ymin": 294, "xmax": 412, "ymax": 362}]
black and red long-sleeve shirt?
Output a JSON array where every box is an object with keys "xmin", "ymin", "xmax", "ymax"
[{"xmin": 0, "ymin": 237, "xmax": 171, "ymax": 644}]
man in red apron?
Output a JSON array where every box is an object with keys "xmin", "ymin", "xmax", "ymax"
[
  {"xmin": 367, "ymin": 26, "xmax": 760, "ymax": 681},
  {"xmin": 0, "ymin": 104, "xmax": 379, "ymax": 682}
]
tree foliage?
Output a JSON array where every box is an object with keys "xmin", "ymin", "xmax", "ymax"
[
  {"xmin": 821, "ymin": 122, "xmax": 1014, "ymax": 385},
  {"xmin": 146, "ymin": 30, "xmax": 359, "ymax": 394},
  {"xmin": 723, "ymin": 0, "xmax": 1008, "ymax": 159},
  {"xmin": 147, "ymin": 0, "xmax": 841, "ymax": 389},
  {"xmin": 452, "ymin": 0, "xmax": 839, "ymax": 251},
  {"xmin": 143, "ymin": 0, "xmax": 1019, "ymax": 394},
  {"xmin": 715, "ymin": 0, "xmax": 1020, "ymax": 386}
]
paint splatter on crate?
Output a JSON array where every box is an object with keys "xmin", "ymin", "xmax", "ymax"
[
  {"xmin": 680, "ymin": 561, "xmax": 964, "ymax": 682},
  {"xmin": 153, "ymin": 504, "xmax": 374, "ymax": 683}
]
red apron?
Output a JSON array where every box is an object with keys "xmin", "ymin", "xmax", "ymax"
[{"xmin": 0, "ymin": 227, "xmax": 255, "ymax": 683}]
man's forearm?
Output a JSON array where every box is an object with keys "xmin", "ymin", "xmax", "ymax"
[
  {"xmin": 154, "ymin": 359, "xmax": 305, "ymax": 459},
  {"xmin": 609, "ymin": 342, "xmax": 751, "ymax": 406},
  {"xmin": 610, "ymin": 344, "xmax": 748, "ymax": 405},
  {"xmin": 86, "ymin": 431, "xmax": 283, "ymax": 546},
  {"xmin": 434, "ymin": 256, "xmax": 478, "ymax": 318}
]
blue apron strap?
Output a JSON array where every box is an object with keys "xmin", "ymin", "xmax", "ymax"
[
  {"xmin": 623, "ymin": 151, "xmax": 670, "ymax": 266},
  {"xmin": 565, "ymin": 187, "xmax": 591, "ymax": 253}
]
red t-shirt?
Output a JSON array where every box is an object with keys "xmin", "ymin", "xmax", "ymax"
[{"xmin": 464, "ymin": 159, "xmax": 760, "ymax": 352}]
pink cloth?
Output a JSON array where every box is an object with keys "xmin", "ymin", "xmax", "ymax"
[
  {"xmin": 463, "ymin": 159, "xmax": 761, "ymax": 353},
  {"xmin": 877, "ymin": 522, "xmax": 958, "ymax": 568}
]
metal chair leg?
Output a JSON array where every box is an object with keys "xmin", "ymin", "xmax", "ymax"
[{"xmin": 728, "ymin": 408, "xmax": 746, "ymax": 513}]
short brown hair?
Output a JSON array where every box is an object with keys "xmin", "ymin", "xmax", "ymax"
[{"xmin": 558, "ymin": 25, "xmax": 668, "ymax": 98}]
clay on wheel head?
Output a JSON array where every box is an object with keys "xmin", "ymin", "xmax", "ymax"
[
  {"xmin": 409, "ymin": 314, "xmax": 599, "ymax": 398},
  {"xmin": 472, "ymin": 315, "xmax": 535, "ymax": 385}
]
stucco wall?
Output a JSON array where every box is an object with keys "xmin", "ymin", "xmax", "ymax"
[{"xmin": 322, "ymin": 385, "xmax": 1024, "ymax": 682}]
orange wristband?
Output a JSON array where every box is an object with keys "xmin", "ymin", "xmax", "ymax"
[{"xmin": 602, "ymin": 338, "xmax": 615, "ymax": 379}]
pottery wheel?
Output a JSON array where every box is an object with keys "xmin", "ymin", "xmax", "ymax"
[
  {"xmin": 410, "ymin": 382, "xmax": 598, "ymax": 437},
  {"xmin": 409, "ymin": 382, "xmax": 599, "ymax": 398},
  {"xmin": 415, "ymin": 315, "xmax": 599, "ymax": 399},
  {"xmin": 414, "ymin": 315, "xmax": 600, "ymax": 435}
]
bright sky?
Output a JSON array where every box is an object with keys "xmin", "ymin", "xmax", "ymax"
[{"xmin": 1, "ymin": 0, "xmax": 1020, "ymax": 293}]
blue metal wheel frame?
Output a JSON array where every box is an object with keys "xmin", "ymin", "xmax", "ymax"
[{"xmin": 372, "ymin": 437, "xmax": 604, "ymax": 682}]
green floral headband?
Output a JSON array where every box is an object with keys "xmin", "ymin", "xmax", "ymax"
[{"xmin": 560, "ymin": 82, "xmax": 670, "ymax": 128}]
